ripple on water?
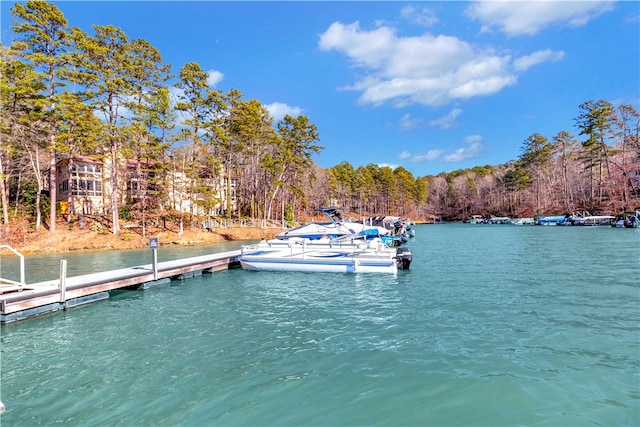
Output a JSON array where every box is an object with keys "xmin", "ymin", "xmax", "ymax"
[{"xmin": 1, "ymin": 225, "xmax": 639, "ymax": 426}]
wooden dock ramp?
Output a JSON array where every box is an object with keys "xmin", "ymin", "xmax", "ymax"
[{"xmin": 0, "ymin": 250, "xmax": 241, "ymax": 324}]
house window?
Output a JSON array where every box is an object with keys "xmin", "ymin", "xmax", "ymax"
[{"xmin": 70, "ymin": 163, "xmax": 103, "ymax": 197}]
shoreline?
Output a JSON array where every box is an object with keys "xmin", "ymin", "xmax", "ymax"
[{"xmin": 0, "ymin": 223, "xmax": 284, "ymax": 256}]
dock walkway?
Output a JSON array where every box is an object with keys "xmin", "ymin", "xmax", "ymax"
[{"xmin": 0, "ymin": 250, "xmax": 241, "ymax": 324}]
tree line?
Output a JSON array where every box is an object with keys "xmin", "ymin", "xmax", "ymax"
[
  {"xmin": 419, "ymin": 100, "xmax": 640, "ymax": 220},
  {"xmin": 324, "ymin": 96, "xmax": 640, "ymax": 221},
  {"xmin": 1, "ymin": 1, "xmax": 638, "ymax": 237},
  {"xmin": 1, "ymin": 0, "xmax": 323, "ymax": 235}
]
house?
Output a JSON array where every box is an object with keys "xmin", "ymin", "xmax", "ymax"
[
  {"xmin": 56, "ymin": 156, "xmax": 104, "ymax": 216},
  {"xmin": 54, "ymin": 156, "xmax": 237, "ymax": 217}
]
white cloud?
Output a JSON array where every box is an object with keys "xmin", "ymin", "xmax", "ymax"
[
  {"xmin": 401, "ymin": 6, "xmax": 439, "ymax": 27},
  {"xmin": 443, "ymin": 134, "xmax": 482, "ymax": 162},
  {"xmin": 399, "ymin": 113, "xmax": 423, "ymax": 130},
  {"xmin": 399, "ymin": 150, "xmax": 412, "ymax": 160},
  {"xmin": 319, "ymin": 21, "xmax": 396, "ymax": 70},
  {"xmin": 428, "ymin": 108, "xmax": 463, "ymax": 130},
  {"xmin": 514, "ymin": 49, "xmax": 565, "ymax": 72},
  {"xmin": 402, "ymin": 149, "xmax": 445, "ymax": 162},
  {"xmin": 319, "ymin": 21, "xmax": 562, "ymax": 108},
  {"xmin": 465, "ymin": 134, "xmax": 482, "ymax": 144},
  {"xmin": 401, "ymin": 134, "xmax": 483, "ymax": 164},
  {"xmin": 412, "ymin": 150, "xmax": 445, "ymax": 162},
  {"xmin": 442, "ymin": 145, "xmax": 479, "ymax": 162},
  {"xmin": 465, "ymin": 1, "xmax": 614, "ymax": 36},
  {"xmin": 206, "ymin": 69, "xmax": 224, "ymax": 87},
  {"xmin": 265, "ymin": 102, "xmax": 303, "ymax": 121}
]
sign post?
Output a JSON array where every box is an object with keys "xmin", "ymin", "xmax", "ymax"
[{"xmin": 148, "ymin": 237, "xmax": 159, "ymax": 280}]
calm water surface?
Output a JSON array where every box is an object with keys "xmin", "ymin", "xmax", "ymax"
[{"xmin": 1, "ymin": 224, "xmax": 638, "ymax": 426}]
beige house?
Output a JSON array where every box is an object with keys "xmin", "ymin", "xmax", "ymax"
[
  {"xmin": 55, "ymin": 156, "xmax": 237, "ymax": 217},
  {"xmin": 56, "ymin": 156, "xmax": 104, "ymax": 216}
]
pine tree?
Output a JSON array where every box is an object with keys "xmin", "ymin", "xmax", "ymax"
[{"xmin": 11, "ymin": 0, "xmax": 70, "ymax": 232}]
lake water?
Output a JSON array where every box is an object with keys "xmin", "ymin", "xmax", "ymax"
[{"xmin": 1, "ymin": 224, "xmax": 638, "ymax": 426}]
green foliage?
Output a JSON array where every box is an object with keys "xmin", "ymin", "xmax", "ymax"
[
  {"xmin": 393, "ymin": 166, "xmax": 416, "ymax": 203},
  {"xmin": 503, "ymin": 161, "xmax": 532, "ymax": 192},
  {"xmin": 174, "ymin": 62, "xmax": 216, "ymax": 134},
  {"xmin": 12, "ymin": 180, "xmax": 45, "ymax": 218},
  {"xmin": 466, "ymin": 176, "xmax": 476, "ymax": 193},
  {"xmin": 328, "ymin": 161, "xmax": 356, "ymax": 191},
  {"xmin": 520, "ymin": 133, "xmax": 553, "ymax": 167},
  {"xmin": 284, "ymin": 203, "xmax": 294, "ymax": 227},
  {"xmin": 414, "ymin": 177, "xmax": 428, "ymax": 205},
  {"xmin": 576, "ymin": 100, "xmax": 615, "ymax": 145},
  {"xmin": 261, "ymin": 114, "xmax": 323, "ymax": 217},
  {"xmin": 575, "ymin": 99, "xmax": 617, "ymax": 169},
  {"xmin": 470, "ymin": 165, "xmax": 494, "ymax": 177},
  {"xmin": 119, "ymin": 204, "xmax": 133, "ymax": 221},
  {"xmin": 445, "ymin": 169, "xmax": 466, "ymax": 183}
]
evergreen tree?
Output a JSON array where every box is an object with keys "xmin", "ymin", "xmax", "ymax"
[
  {"xmin": 70, "ymin": 25, "xmax": 135, "ymax": 234},
  {"xmin": 11, "ymin": 0, "xmax": 70, "ymax": 232},
  {"xmin": 174, "ymin": 62, "xmax": 220, "ymax": 227},
  {"xmin": 262, "ymin": 115, "xmax": 322, "ymax": 220},
  {"xmin": 0, "ymin": 45, "xmax": 49, "ymax": 229},
  {"xmin": 520, "ymin": 133, "xmax": 553, "ymax": 212},
  {"xmin": 575, "ymin": 99, "xmax": 616, "ymax": 206}
]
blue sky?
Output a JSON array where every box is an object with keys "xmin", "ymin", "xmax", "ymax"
[{"xmin": 2, "ymin": 1, "xmax": 638, "ymax": 177}]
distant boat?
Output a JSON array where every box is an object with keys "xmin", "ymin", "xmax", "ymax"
[
  {"xmin": 276, "ymin": 207, "xmax": 389, "ymax": 240},
  {"xmin": 536, "ymin": 215, "xmax": 568, "ymax": 225},
  {"xmin": 465, "ymin": 215, "xmax": 520, "ymax": 224},
  {"xmin": 571, "ymin": 213, "xmax": 615, "ymax": 226},
  {"xmin": 612, "ymin": 210, "xmax": 639, "ymax": 228},
  {"xmin": 239, "ymin": 236, "xmax": 412, "ymax": 274},
  {"xmin": 488, "ymin": 216, "xmax": 511, "ymax": 224},
  {"xmin": 510, "ymin": 217, "xmax": 535, "ymax": 225},
  {"xmin": 464, "ymin": 215, "xmax": 485, "ymax": 224}
]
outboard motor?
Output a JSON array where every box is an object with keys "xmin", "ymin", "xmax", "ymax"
[{"xmin": 395, "ymin": 247, "xmax": 412, "ymax": 270}]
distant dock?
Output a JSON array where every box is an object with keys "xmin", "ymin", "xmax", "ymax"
[{"xmin": 0, "ymin": 249, "xmax": 241, "ymax": 324}]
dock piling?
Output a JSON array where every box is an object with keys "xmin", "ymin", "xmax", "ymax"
[
  {"xmin": 149, "ymin": 237, "xmax": 159, "ymax": 280},
  {"xmin": 59, "ymin": 260, "xmax": 67, "ymax": 305}
]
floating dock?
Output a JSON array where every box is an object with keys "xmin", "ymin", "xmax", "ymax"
[{"xmin": 0, "ymin": 249, "xmax": 241, "ymax": 324}]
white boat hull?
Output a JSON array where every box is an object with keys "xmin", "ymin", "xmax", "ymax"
[
  {"xmin": 572, "ymin": 215, "xmax": 615, "ymax": 226},
  {"xmin": 240, "ymin": 256, "xmax": 397, "ymax": 274},
  {"xmin": 239, "ymin": 238, "xmax": 405, "ymax": 274},
  {"xmin": 510, "ymin": 217, "xmax": 535, "ymax": 225}
]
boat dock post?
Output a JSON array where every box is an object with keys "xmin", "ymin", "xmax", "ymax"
[
  {"xmin": 59, "ymin": 260, "xmax": 67, "ymax": 305},
  {"xmin": 150, "ymin": 237, "xmax": 159, "ymax": 280}
]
